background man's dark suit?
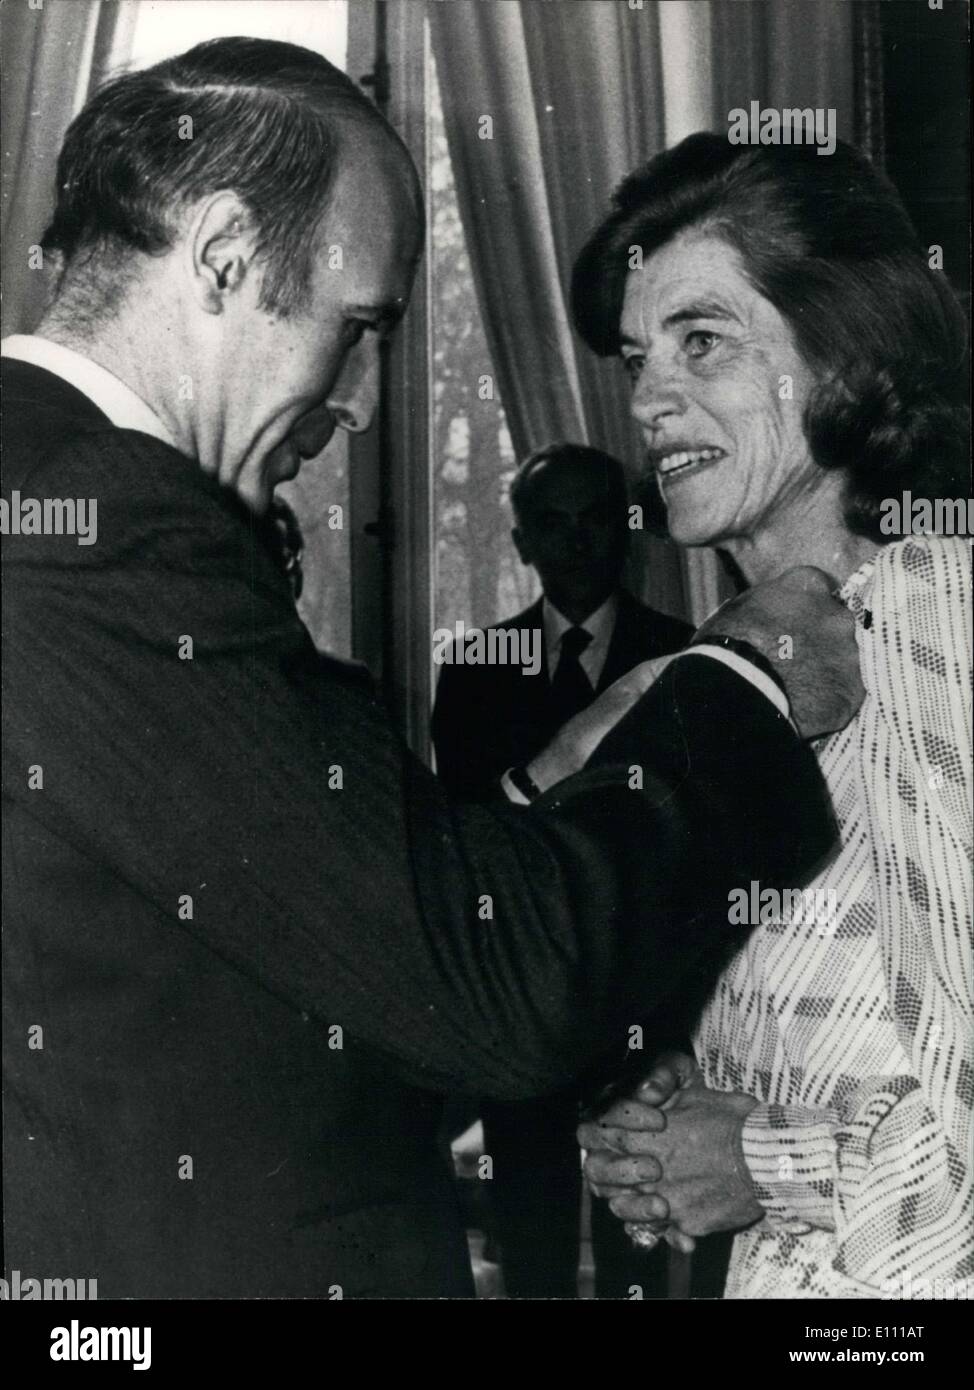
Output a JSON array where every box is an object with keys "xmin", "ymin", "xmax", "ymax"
[
  {"xmin": 1, "ymin": 360, "xmax": 833, "ymax": 1297},
  {"xmin": 432, "ymin": 592, "xmax": 692, "ymax": 800},
  {"xmin": 432, "ymin": 592, "xmax": 696, "ymax": 1297}
]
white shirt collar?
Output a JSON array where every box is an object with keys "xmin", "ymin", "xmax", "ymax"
[
  {"xmin": 542, "ymin": 592, "xmax": 619, "ymax": 685},
  {"xmin": 1, "ymin": 334, "xmax": 175, "ymax": 449}
]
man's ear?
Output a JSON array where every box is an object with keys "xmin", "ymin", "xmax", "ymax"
[{"xmin": 187, "ymin": 192, "xmax": 261, "ymax": 314}]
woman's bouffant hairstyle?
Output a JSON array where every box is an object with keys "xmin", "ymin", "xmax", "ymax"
[
  {"xmin": 43, "ymin": 37, "xmax": 398, "ymax": 318},
  {"xmin": 572, "ymin": 133, "xmax": 970, "ymax": 541}
]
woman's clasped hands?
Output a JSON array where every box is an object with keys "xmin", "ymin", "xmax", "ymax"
[{"xmin": 577, "ymin": 1051, "xmax": 766, "ymax": 1254}]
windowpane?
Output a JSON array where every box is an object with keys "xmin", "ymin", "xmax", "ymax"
[
  {"xmin": 125, "ymin": 0, "xmax": 348, "ymax": 70},
  {"xmin": 428, "ymin": 48, "xmax": 540, "ymax": 635}
]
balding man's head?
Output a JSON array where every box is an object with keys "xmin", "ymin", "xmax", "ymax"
[
  {"xmin": 43, "ymin": 36, "xmax": 423, "ymax": 320},
  {"xmin": 37, "ymin": 38, "xmax": 425, "ymax": 515}
]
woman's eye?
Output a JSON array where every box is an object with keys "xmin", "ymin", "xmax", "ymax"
[
  {"xmin": 685, "ymin": 330, "xmax": 720, "ymax": 358},
  {"xmin": 622, "ymin": 355, "xmax": 643, "ymax": 383}
]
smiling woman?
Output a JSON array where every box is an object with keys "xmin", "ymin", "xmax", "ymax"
[
  {"xmin": 572, "ymin": 132, "xmax": 972, "ymax": 1301},
  {"xmin": 573, "ymin": 134, "xmax": 969, "ymax": 571},
  {"xmin": 617, "ymin": 231, "xmax": 822, "ymax": 562}
]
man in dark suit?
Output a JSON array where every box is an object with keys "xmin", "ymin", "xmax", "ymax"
[
  {"xmin": 432, "ymin": 443, "xmax": 695, "ymax": 1297},
  {"xmin": 1, "ymin": 38, "xmax": 861, "ymax": 1300},
  {"xmin": 432, "ymin": 442, "xmax": 691, "ymax": 799}
]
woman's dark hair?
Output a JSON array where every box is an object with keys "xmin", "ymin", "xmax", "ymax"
[
  {"xmin": 571, "ymin": 133, "xmax": 970, "ymax": 541},
  {"xmin": 43, "ymin": 37, "xmax": 401, "ymax": 317}
]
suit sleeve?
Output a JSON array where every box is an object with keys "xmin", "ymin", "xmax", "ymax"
[
  {"xmin": 2, "ymin": 434, "xmax": 837, "ymax": 1101},
  {"xmin": 430, "ymin": 657, "xmax": 503, "ymax": 799}
]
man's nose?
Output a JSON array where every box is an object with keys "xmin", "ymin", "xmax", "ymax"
[{"xmin": 327, "ymin": 338, "xmax": 380, "ymax": 435}]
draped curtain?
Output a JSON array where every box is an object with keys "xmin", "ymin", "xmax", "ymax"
[
  {"xmin": 1, "ymin": 0, "xmax": 135, "ymax": 337},
  {"xmin": 428, "ymin": 0, "xmax": 868, "ymax": 624},
  {"xmin": 428, "ymin": 0, "xmax": 686, "ymax": 617}
]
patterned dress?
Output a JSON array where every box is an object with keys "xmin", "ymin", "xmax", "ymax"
[{"xmin": 693, "ymin": 536, "xmax": 972, "ymax": 1298}]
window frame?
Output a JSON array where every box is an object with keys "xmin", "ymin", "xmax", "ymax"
[{"xmin": 348, "ymin": 0, "xmax": 433, "ymax": 760}]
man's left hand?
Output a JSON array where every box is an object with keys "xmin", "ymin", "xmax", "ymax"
[{"xmin": 578, "ymin": 1074, "xmax": 766, "ymax": 1238}]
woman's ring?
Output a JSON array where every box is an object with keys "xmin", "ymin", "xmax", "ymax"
[{"xmin": 625, "ymin": 1222, "xmax": 664, "ymax": 1251}]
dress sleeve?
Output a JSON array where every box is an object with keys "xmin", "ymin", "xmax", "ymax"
[{"xmin": 740, "ymin": 536, "xmax": 973, "ymax": 1292}]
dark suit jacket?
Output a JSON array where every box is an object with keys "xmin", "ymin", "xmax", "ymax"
[
  {"xmin": 1, "ymin": 359, "xmax": 835, "ymax": 1298},
  {"xmin": 431, "ymin": 593, "xmax": 692, "ymax": 799}
]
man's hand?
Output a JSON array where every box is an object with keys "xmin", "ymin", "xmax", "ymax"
[
  {"xmin": 578, "ymin": 1058, "xmax": 765, "ymax": 1241},
  {"xmin": 694, "ymin": 566, "xmax": 864, "ymax": 740}
]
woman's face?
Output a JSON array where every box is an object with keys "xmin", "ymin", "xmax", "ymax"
[{"xmin": 619, "ymin": 231, "xmax": 821, "ymax": 549}]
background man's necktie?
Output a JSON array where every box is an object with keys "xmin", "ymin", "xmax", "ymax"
[{"xmin": 549, "ymin": 625, "xmax": 594, "ymax": 725}]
